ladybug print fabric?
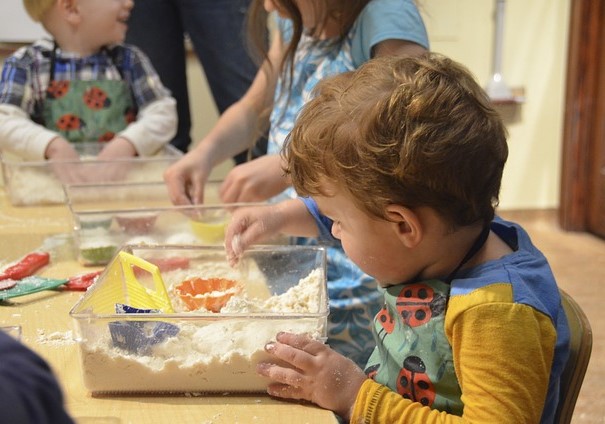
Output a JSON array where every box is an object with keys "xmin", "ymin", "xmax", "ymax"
[
  {"xmin": 376, "ymin": 304, "xmax": 395, "ymax": 342},
  {"xmin": 397, "ymin": 355, "xmax": 436, "ymax": 406},
  {"xmin": 83, "ymin": 86, "xmax": 111, "ymax": 110},
  {"xmin": 397, "ymin": 284, "xmax": 446, "ymax": 327},
  {"xmin": 42, "ymin": 79, "xmax": 136, "ymax": 143},
  {"xmin": 55, "ymin": 114, "xmax": 85, "ymax": 131},
  {"xmin": 46, "ymin": 80, "xmax": 70, "ymax": 99},
  {"xmin": 364, "ymin": 279, "xmax": 464, "ymax": 415}
]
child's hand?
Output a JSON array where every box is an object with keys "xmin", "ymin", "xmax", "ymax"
[
  {"xmin": 219, "ymin": 155, "xmax": 289, "ymax": 203},
  {"xmin": 96, "ymin": 136, "xmax": 137, "ymax": 160},
  {"xmin": 224, "ymin": 204, "xmax": 285, "ymax": 266},
  {"xmin": 257, "ymin": 332, "xmax": 367, "ymax": 421},
  {"xmin": 45, "ymin": 137, "xmax": 86, "ymax": 183},
  {"xmin": 164, "ymin": 147, "xmax": 213, "ymax": 205},
  {"xmin": 92, "ymin": 137, "xmax": 136, "ymax": 181},
  {"xmin": 45, "ymin": 136, "xmax": 80, "ymax": 161}
]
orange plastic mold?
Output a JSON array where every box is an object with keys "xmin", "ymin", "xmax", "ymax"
[{"xmin": 175, "ymin": 277, "xmax": 241, "ymax": 312}]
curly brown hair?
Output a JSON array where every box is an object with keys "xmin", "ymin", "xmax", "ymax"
[{"xmin": 284, "ymin": 53, "xmax": 508, "ymax": 229}]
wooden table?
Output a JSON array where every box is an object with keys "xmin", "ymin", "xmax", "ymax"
[{"xmin": 0, "ymin": 189, "xmax": 338, "ymax": 424}]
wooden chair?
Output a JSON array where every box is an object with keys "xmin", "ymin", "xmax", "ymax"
[{"xmin": 555, "ymin": 290, "xmax": 593, "ymax": 424}]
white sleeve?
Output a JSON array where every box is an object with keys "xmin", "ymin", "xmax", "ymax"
[
  {"xmin": 117, "ymin": 95, "xmax": 177, "ymax": 156},
  {"xmin": 0, "ymin": 104, "xmax": 58, "ymax": 160}
]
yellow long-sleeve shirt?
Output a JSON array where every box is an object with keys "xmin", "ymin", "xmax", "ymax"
[{"xmin": 352, "ymin": 282, "xmax": 561, "ymax": 423}]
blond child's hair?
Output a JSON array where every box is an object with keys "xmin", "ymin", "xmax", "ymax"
[
  {"xmin": 285, "ymin": 53, "xmax": 508, "ymax": 229},
  {"xmin": 23, "ymin": 0, "xmax": 55, "ymax": 22}
]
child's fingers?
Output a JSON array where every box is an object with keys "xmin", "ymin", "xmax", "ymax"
[
  {"xmin": 264, "ymin": 336, "xmax": 326, "ymax": 372},
  {"xmin": 219, "ymin": 171, "xmax": 244, "ymax": 203},
  {"xmin": 188, "ymin": 182, "xmax": 205, "ymax": 205},
  {"xmin": 258, "ymin": 363, "xmax": 315, "ymax": 403},
  {"xmin": 266, "ymin": 382, "xmax": 308, "ymax": 401},
  {"xmin": 225, "ymin": 233, "xmax": 242, "ymax": 266},
  {"xmin": 165, "ymin": 177, "xmax": 192, "ymax": 206},
  {"xmin": 225, "ymin": 217, "xmax": 245, "ymax": 250},
  {"xmin": 265, "ymin": 341, "xmax": 315, "ymax": 371},
  {"xmin": 224, "ymin": 212, "xmax": 254, "ymax": 263},
  {"xmin": 275, "ymin": 332, "xmax": 326, "ymax": 356},
  {"xmin": 218, "ymin": 176, "xmax": 235, "ymax": 203}
]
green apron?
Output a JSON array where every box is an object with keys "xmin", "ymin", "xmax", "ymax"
[
  {"xmin": 42, "ymin": 44, "xmax": 137, "ymax": 143},
  {"xmin": 364, "ymin": 226, "xmax": 491, "ymax": 416}
]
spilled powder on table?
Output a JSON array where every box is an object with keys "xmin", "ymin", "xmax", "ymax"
[{"xmin": 37, "ymin": 329, "xmax": 75, "ymax": 346}]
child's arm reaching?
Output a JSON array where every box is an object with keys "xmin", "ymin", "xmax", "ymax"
[
  {"xmin": 257, "ymin": 332, "xmax": 367, "ymax": 421},
  {"xmin": 225, "ymin": 198, "xmax": 319, "ymax": 265}
]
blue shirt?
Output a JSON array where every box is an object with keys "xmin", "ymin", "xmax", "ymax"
[{"xmin": 0, "ymin": 331, "xmax": 74, "ymax": 423}]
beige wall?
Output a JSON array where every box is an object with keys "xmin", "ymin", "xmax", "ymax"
[
  {"xmin": 419, "ymin": 0, "xmax": 571, "ymax": 210},
  {"xmin": 187, "ymin": 0, "xmax": 571, "ymax": 210},
  {"xmin": 186, "ymin": 55, "xmax": 219, "ymax": 148}
]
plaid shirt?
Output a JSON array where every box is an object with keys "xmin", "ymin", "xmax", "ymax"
[{"xmin": 0, "ymin": 38, "xmax": 171, "ymax": 123}]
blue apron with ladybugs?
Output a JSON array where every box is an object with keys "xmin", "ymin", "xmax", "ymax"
[
  {"xmin": 364, "ymin": 279, "xmax": 464, "ymax": 415},
  {"xmin": 42, "ymin": 46, "xmax": 136, "ymax": 143}
]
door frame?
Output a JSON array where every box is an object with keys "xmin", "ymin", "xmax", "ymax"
[{"xmin": 559, "ymin": 0, "xmax": 605, "ymax": 232}]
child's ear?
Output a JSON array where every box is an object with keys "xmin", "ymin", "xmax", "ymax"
[
  {"xmin": 385, "ymin": 204, "xmax": 423, "ymax": 248},
  {"xmin": 57, "ymin": 0, "xmax": 81, "ymax": 24}
]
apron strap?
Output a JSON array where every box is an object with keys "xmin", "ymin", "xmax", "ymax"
[
  {"xmin": 49, "ymin": 41, "xmax": 58, "ymax": 82},
  {"xmin": 444, "ymin": 225, "xmax": 491, "ymax": 284},
  {"xmin": 103, "ymin": 46, "xmax": 126, "ymax": 80}
]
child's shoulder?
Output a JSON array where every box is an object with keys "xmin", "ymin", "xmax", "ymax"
[
  {"xmin": 5, "ymin": 38, "xmax": 53, "ymax": 66},
  {"xmin": 104, "ymin": 43, "xmax": 148, "ymax": 65},
  {"xmin": 106, "ymin": 43, "xmax": 136, "ymax": 54},
  {"xmin": 448, "ymin": 217, "xmax": 560, "ymax": 317},
  {"xmin": 453, "ymin": 217, "xmax": 547, "ymax": 286}
]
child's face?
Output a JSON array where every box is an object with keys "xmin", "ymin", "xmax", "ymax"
[
  {"xmin": 314, "ymin": 187, "xmax": 413, "ymax": 287},
  {"xmin": 77, "ymin": 0, "xmax": 133, "ymax": 49}
]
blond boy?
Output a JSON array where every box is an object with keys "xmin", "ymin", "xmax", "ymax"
[{"xmin": 0, "ymin": 0, "xmax": 176, "ymax": 163}]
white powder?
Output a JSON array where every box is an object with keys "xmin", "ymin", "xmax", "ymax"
[
  {"xmin": 164, "ymin": 231, "xmax": 199, "ymax": 245},
  {"xmin": 37, "ymin": 329, "xmax": 75, "ymax": 346},
  {"xmin": 79, "ymin": 229, "xmax": 116, "ymax": 249},
  {"xmin": 125, "ymin": 235, "xmax": 159, "ymax": 245},
  {"xmin": 7, "ymin": 169, "xmax": 65, "ymax": 205},
  {"xmin": 6, "ymin": 160, "xmax": 173, "ymax": 206},
  {"xmin": 77, "ymin": 268, "xmax": 326, "ymax": 394}
]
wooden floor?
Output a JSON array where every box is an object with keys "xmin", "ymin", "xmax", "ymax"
[{"xmin": 499, "ymin": 209, "xmax": 605, "ymax": 424}]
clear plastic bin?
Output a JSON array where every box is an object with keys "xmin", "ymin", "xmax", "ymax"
[
  {"xmin": 69, "ymin": 244, "xmax": 328, "ymax": 394},
  {"xmin": 0, "ymin": 142, "xmax": 182, "ymax": 206},
  {"xmin": 65, "ymin": 181, "xmax": 271, "ymax": 265}
]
